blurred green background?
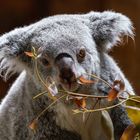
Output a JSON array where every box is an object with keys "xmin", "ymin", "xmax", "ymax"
[{"xmin": 0, "ymin": 0, "xmax": 140, "ymax": 99}]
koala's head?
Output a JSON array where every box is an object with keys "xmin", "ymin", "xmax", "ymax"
[{"xmin": 0, "ymin": 11, "xmax": 134, "ymax": 92}]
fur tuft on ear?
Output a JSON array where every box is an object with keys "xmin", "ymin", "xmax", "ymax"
[
  {"xmin": 86, "ymin": 11, "xmax": 134, "ymax": 51},
  {"xmin": 0, "ymin": 26, "xmax": 33, "ymax": 80}
]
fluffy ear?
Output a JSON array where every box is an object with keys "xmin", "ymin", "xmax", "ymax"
[
  {"xmin": 86, "ymin": 11, "xmax": 134, "ymax": 51},
  {"xmin": 0, "ymin": 26, "xmax": 33, "ymax": 79}
]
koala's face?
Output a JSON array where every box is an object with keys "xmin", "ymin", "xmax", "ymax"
[
  {"xmin": 0, "ymin": 11, "xmax": 133, "ymax": 92},
  {"xmin": 32, "ymin": 19, "xmax": 100, "ymax": 91}
]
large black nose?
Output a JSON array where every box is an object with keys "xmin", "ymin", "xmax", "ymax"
[
  {"xmin": 59, "ymin": 67, "xmax": 75, "ymax": 83},
  {"xmin": 55, "ymin": 53, "xmax": 76, "ymax": 83}
]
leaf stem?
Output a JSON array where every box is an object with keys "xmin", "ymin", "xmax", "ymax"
[
  {"xmin": 128, "ymin": 98, "xmax": 140, "ymax": 103},
  {"xmin": 73, "ymin": 96, "xmax": 137, "ymax": 114},
  {"xmin": 59, "ymin": 90, "xmax": 108, "ymax": 99},
  {"xmin": 36, "ymin": 94, "xmax": 66, "ymax": 120},
  {"xmin": 34, "ymin": 59, "xmax": 48, "ymax": 88},
  {"xmin": 84, "ymin": 98, "xmax": 99, "ymax": 125},
  {"xmin": 125, "ymin": 105, "xmax": 140, "ymax": 111},
  {"xmin": 33, "ymin": 91, "xmax": 47, "ymax": 99},
  {"xmin": 34, "ymin": 59, "xmax": 56, "ymax": 100}
]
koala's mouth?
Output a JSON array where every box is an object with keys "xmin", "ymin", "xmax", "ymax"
[
  {"xmin": 59, "ymin": 79, "xmax": 79, "ymax": 92},
  {"xmin": 58, "ymin": 71, "xmax": 80, "ymax": 91}
]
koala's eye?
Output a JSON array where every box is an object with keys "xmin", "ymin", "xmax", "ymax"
[
  {"xmin": 40, "ymin": 57, "xmax": 50, "ymax": 66},
  {"xmin": 77, "ymin": 48, "xmax": 86, "ymax": 62}
]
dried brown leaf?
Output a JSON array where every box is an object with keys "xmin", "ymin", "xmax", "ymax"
[
  {"xmin": 108, "ymin": 88, "xmax": 119, "ymax": 101},
  {"xmin": 29, "ymin": 119, "xmax": 38, "ymax": 131},
  {"xmin": 24, "ymin": 51, "xmax": 34, "ymax": 57},
  {"xmin": 120, "ymin": 124, "xmax": 138, "ymax": 140},
  {"xmin": 78, "ymin": 76, "xmax": 95, "ymax": 84},
  {"xmin": 74, "ymin": 97, "xmax": 86, "ymax": 109},
  {"xmin": 108, "ymin": 79, "xmax": 125, "ymax": 101}
]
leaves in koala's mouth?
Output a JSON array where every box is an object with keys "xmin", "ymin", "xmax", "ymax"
[{"xmin": 78, "ymin": 76, "xmax": 96, "ymax": 84}]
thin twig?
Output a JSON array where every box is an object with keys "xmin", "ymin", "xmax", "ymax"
[
  {"xmin": 34, "ymin": 59, "xmax": 56, "ymax": 100},
  {"xmin": 128, "ymin": 98, "xmax": 140, "ymax": 103},
  {"xmin": 84, "ymin": 98, "xmax": 99, "ymax": 125},
  {"xmin": 59, "ymin": 90, "xmax": 108, "ymax": 99},
  {"xmin": 33, "ymin": 91, "xmax": 48, "ymax": 99},
  {"xmin": 34, "ymin": 60, "xmax": 48, "ymax": 88},
  {"xmin": 36, "ymin": 94, "xmax": 66, "ymax": 120},
  {"xmin": 73, "ymin": 96, "xmax": 137, "ymax": 114},
  {"xmin": 125, "ymin": 105, "xmax": 140, "ymax": 111}
]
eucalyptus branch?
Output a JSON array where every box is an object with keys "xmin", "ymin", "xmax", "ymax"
[
  {"xmin": 128, "ymin": 98, "xmax": 140, "ymax": 103},
  {"xmin": 28, "ymin": 46, "xmax": 140, "ymax": 138},
  {"xmin": 84, "ymin": 98, "xmax": 99, "ymax": 125},
  {"xmin": 33, "ymin": 91, "xmax": 48, "ymax": 99},
  {"xmin": 73, "ymin": 96, "xmax": 137, "ymax": 114},
  {"xmin": 34, "ymin": 59, "xmax": 56, "ymax": 100},
  {"xmin": 35, "ymin": 94, "xmax": 66, "ymax": 120},
  {"xmin": 34, "ymin": 59, "xmax": 49, "ymax": 88},
  {"xmin": 59, "ymin": 90, "xmax": 108, "ymax": 99},
  {"xmin": 124, "ymin": 105, "xmax": 140, "ymax": 111}
]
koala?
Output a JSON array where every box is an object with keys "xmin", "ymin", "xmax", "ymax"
[{"xmin": 0, "ymin": 11, "xmax": 134, "ymax": 140}]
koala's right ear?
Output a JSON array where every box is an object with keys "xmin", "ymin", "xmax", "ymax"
[
  {"xmin": 0, "ymin": 26, "xmax": 34, "ymax": 79},
  {"xmin": 84, "ymin": 11, "xmax": 134, "ymax": 52}
]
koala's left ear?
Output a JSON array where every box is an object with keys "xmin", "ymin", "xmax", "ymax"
[
  {"xmin": 85, "ymin": 11, "xmax": 134, "ymax": 51},
  {"xmin": 0, "ymin": 26, "xmax": 34, "ymax": 79}
]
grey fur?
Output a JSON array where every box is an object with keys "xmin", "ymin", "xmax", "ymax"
[{"xmin": 0, "ymin": 11, "xmax": 134, "ymax": 140}]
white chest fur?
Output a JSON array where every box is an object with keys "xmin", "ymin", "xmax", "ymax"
[{"xmin": 55, "ymin": 102, "xmax": 109, "ymax": 140}]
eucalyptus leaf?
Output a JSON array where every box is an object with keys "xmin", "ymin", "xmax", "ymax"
[{"xmin": 101, "ymin": 110, "xmax": 114, "ymax": 140}]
